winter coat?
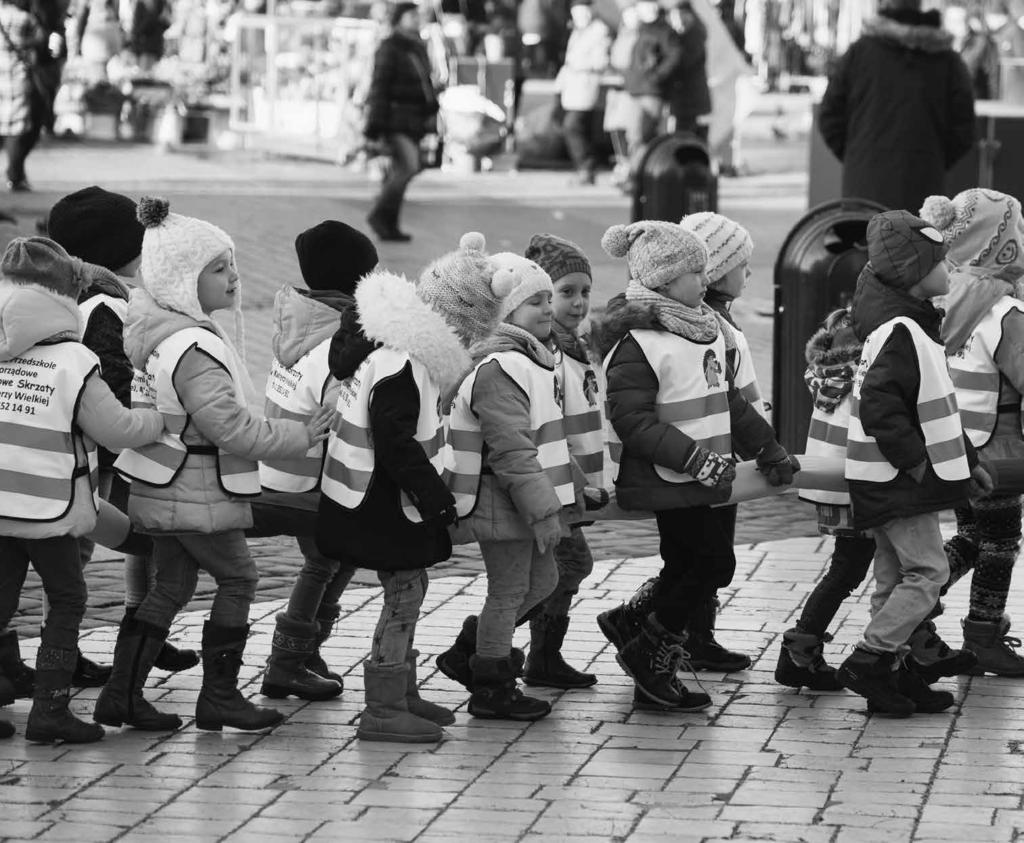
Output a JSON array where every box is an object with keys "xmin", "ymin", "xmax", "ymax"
[
  {"xmin": 0, "ymin": 4, "xmax": 42, "ymax": 136},
  {"xmin": 364, "ymin": 30, "xmax": 439, "ymax": 142},
  {"xmin": 122, "ymin": 290, "xmax": 310, "ymax": 535},
  {"xmin": 557, "ymin": 19, "xmax": 611, "ymax": 112},
  {"xmin": 79, "ymin": 266, "xmax": 131, "ymax": 468},
  {"xmin": 623, "ymin": 17, "xmax": 683, "ymax": 99},
  {"xmin": 847, "ymin": 270, "xmax": 977, "ymax": 529},
  {"xmin": 128, "ymin": 0, "xmax": 170, "ymax": 59},
  {"xmin": 591, "ymin": 295, "xmax": 776, "ymax": 511},
  {"xmin": 818, "ymin": 10, "xmax": 975, "ymax": 212},
  {"xmin": 317, "ymin": 271, "xmax": 467, "ymax": 570},
  {"xmin": 0, "ymin": 279, "xmax": 162, "ymax": 539},
  {"xmin": 455, "ymin": 325, "xmax": 584, "ymax": 544},
  {"xmin": 667, "ymin": 9, "xmax": 711, "ymax": 121}
]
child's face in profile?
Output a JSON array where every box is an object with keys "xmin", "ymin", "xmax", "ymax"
[
  {"xmin": 508, "ymin": 291, "xmax": 554, "ymax": 340},
  {"xmin": 196, "ymin": 249, "xmax": 239, "ymax": 314},
  {"xmin": 716, "ymin": 261, "xmax": 750, "ymax": 300},
  {"xmin": 659, "ymin": 269, "xmax": 708, "ymax": 308},
  {"xmin": 552, "ymin": 272, "xmax": 591, "ymax": 332},
  {"xmin": 913, "ymin": 260, "xmax": 950, "ymax": 300}
]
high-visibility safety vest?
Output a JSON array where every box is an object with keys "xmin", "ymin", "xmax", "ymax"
[
  {"xmin": 846, "ymin": 316, "xmax": 970, "ymax": 483},
  {"xmin": 320, "ymin": 346, "xmax": 446, "ymax": 523},
  {"xmin": 733, "ymin": 328, "xmax": 767, "ymax": 419},
  {"xmin": 556, "ymin": 347, "xmax": 605, "ymax": 488},
  {"xmin": 445, "ymin": 350, "xmax": 576, "ymax": 516},
  {"xmin": 0, "ymin": 342, "xmax": 100, "ymax": 521},
  {"xmin": 605, "ymin": 329, "xmax": 731, "ymax": 485},
  {"xmin": 114, "ymin": 327, "xmax": 261, "ymax": 496},
  {"xmin": 947, "ymin": 296, "xmax": 1024, "ymax": 448},
  {"xmin": 259, "ymin": 337, "xmax": 333, "ymax": 493},
  {"xmin": 79, "ymin": 293, "xmax": 128, "ymax": 330},
  {"xmin": 800, "ymin": 398, "xmax": 852, "ymax": 506}
]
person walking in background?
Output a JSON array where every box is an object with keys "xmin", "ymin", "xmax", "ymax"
[
  {"xmin": 556, "ymin": 0, "xmax": 610, "ymax": 186},
  {"xmin": 818, "ymin": 0, "xmax": 975, "ymax": 212},
  {"xmin": 364, "ymin": 2, "xmax": 438, "ymax": 243},
  {"xmin": 0, "ymin": 0, "xmax": 44, "ymax": 192},
  {"xmin": 29, "ymin": 0, "xmax": 67, "ymax": 137},
  {"xmin": 664, "ymin": 0, "xmax": 710, "ymax": 140},
  {"xmin": 128, "ymin": 0, "xmax": 171, "ymax": 71},
  {"xmin": 73, "ymin": 0, "xmax": 122, "ymax": 82}
]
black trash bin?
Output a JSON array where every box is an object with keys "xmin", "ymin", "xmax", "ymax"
[
  {"xmin": 772, "ymin": 198, "xmax": 887, "ymax": 453},
  {"xmin": 631, "ymin": 132, "xmax": 717, "ymax": 223}
]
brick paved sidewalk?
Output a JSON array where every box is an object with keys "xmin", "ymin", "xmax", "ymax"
[{"xmin": 3, "ymin": 536, "xmax": 1023, "ymax": 843}]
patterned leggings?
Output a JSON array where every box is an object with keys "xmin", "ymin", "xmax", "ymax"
[{"xmin": 948, "ymin": 494, "xmax": 1022, "ymax": 622}]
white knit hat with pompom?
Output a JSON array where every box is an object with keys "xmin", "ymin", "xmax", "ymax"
[
  {"xmin": 919, "ymin": 189, "xmax": 1024, "ymax": 270},
  {"xmin": 491, "ymin": 252, "xmax": 554, "ymax": 319},
  {"xmin": 602, "ymin": 220, "xmax": 708, "ymax": 290},
  {"xmin": 417, "ymin": 232, "xmax": 515, "ymax": 346}
]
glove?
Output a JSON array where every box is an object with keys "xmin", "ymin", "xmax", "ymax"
[
  {"xmin": 582, "ymin": 486, "xmax": 610, "ymax": 512},
  {"xmin": 969, "ymin": 463, "xmax": 995, "ymax": 500},
  {"xmin": 683, "ymin": 446, "xmax": 736, "ymax": 488},
  {"xmin": 437, "ymin": 504, "xmax": 459, "ymax": 527},
  {"xmin": 532, "ymin": 513, "xmax": 564, "ymax": 554},
  {"xmin": 756, "ymin": 440, "xmax": 801, "ymax": 487}
]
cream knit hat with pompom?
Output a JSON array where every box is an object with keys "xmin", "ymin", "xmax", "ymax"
[
  {"xmin": 919, "ymin": 189, "xmax": 1024, "ymax": 270},
  {"xmin": 492, "ymin": 252, "xmax": 554, "ymax": 319},
  {"xmin": 601, "ymin": 220, "xmax": 708, "ymax": 289}
]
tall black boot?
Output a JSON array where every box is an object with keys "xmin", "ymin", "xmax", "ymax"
[
  {"xmin": 436, "ymin": 615, "xmax": 525, "ymax": 689},
  {"xmin": 93, "ymin": 616, "xmax": 183, "ymax": 731},
  {"xmin": 0, "ymin": 629, "xmax": 34, "ymax": 698},
  {"xmin": 306, "ymin": 603, "xmax": 343, "ymax": 684},
  {"xmin": 870, "ymin": 660, "xmax": 954, "ymax": 714},
  {"xmin": 124, "ymin": 608, "xmax": 200, "ymax": 674},
  {"xmin": 195, "ymin": 621, "xmax": 284, "ymax": 732},
  {"xmin": 774, "ymin": 628, "xmax": 843, "ymax": 691},
  {"xmin": 524, "ymin": 615, "xmax": 597, "ymax": 689},
  {"xmin": 837, "ymin": 648, "xmax": 914, "ymax": 717},
  {"xmin": 684, "ymin": 596, "xmax": 751, "ymax": 672},
  {"xmin": 597, "ymin": 577, "xmax": 658, "ymax": 652},
  {"xmin": 468, "ymin": 654, "xmax": 550, "ymax": 721},
  {"xmin": 906, "ymin": 619, "xmax": 976, "ymax": 684},
  {"xmin": 261, "ymin": 614, "xmax": 343, "ymax": 701},
  {"xmin": 25, "ymin": 645, "xmax": 103, "ymax": 743}
]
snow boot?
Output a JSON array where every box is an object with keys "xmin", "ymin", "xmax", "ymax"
[
  {"xmin": 837, "ymin": 648, "xmax": 914, "ymax": 717},
  {"xmin": 93, "ymin": 615, "xmax": 182, "ymax": 731},
  {"xmin": 524, "ymin": 614, "xmax": 597, "ymax": 689},
  {"xmin": 70, "ymin": 645, "xmax": 111, "ymax": 689},
  {"xmin": 356, "ymin": 661, "xmax": 443, "ymax": 743},
  {"xmin": 195, "ymin": 622, "xmax": 284, "ymax": 732},
  {"xmin": 906, "ymin": 619, "xmax": 977, "ymax": 684},
  {"xmin": 436, "ymin": 615, "xmax": 524, "ymax": 689},
  {"xmin": 869, "ymin": 661, "xmax": 954, "ymax": 714},
  {"xmin": 0, "ymin": 629, "xmax": 33, "ymax": 698},
  {"xmin": 774, "ymin": 628, "xmax": 843, "ymax": 691},
  {"xmin": 25, "ymin": 645, "xmax": 104, "ymax": 744},
  {"xmin": 307, "ymin": 603, "xmax": 343, "ymax": 684},
  {"xmin": 617, "ymin": 613, "xmax": 709, "ymax": 709},
  {"xmin": 962, "ymin": 615, "xmax": 1024, "ymax": 676},
  {"xmin": 261, "ymin": 614, "xmax": 343, "ymax": 701},
  {"xmin": 405, "ymin": 650, "xmax": 454, "ymax": 726},
  {"xmin": 597, "ymin": 577, "xmax": 657, "ymax": 652},
  {"xmin": 124, "ymin": 607, "xmax": 198, "ymax": 673},
  {"xmin": 468, "ymin": 654, "xmax": 551, "ymax": 721},
  {"xmin": 685, "ymin": 597, "xmax": 751, "ymax": 672}
]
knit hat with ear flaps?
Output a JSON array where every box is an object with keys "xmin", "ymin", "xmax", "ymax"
[
  {"xmin": 919, "ymin": 189, "xmax": 1024, "ymax": 271},
  {"xmin": 866, "ymin": 210, "xmax": 949, "ymax": 291},
  {"xmin": 417, "ymin": 232, "xmax": 516, "ymax": 347},
  {"xmin": 679, "ymin": 212, "xmax": 753, "ymax": 285},
  {"xmin": 601, "ymin": 220, "xmax": 708, "ymax": 289},
  {"xmin": 0, "ymin": 237, "xmax": 92, "ymax": 300},
  {"xmin": 492, "ymin": 253, "xmax": 554, "ymax": 320}
]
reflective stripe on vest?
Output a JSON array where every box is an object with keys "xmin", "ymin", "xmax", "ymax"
[
  {"xmin": 259, "ymin": 337, "xmax": 333, "ymax": 493},
  {"xmin": 114, "ymin": 327, "xmax": 261, "ymax": 496},
  {"xmin": 557, "ymin": 348, "xmax": 606, "ymax": 488},
  {"xmin": 0, "ymin": 342, "xmax": 101, "ymax": 521},
  {"xmin": 733, "ymin": 327, "xmax": 767, "ymax": 420},
  {"xmin": 605, "ymin": 328, "xmax": 731, "ymax": 485},
  {"xmin": 947, "ymin": 296, "xmax": 1024, "ymax": 448},
  {"xmin": 78, "ymin": 293, "xmax": 128, "ymax": 332},
  {"xmin": 445, "ymin": 350, "xmax": 576, "ymax": 516},
  {"xmin": 320, "ymin": 346, "xmax": 446, "ymax": 522},
  {"xmin": 799, "ymin": 398, "xmax": 851, "ymax": 506},
  {"xmin": 846, "ymin": 316, "xmax": 970, "ymax": 483}
]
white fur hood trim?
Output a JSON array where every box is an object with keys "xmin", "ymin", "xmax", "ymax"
[
  {"xmin": 355, "ymin": 270, "xmax": 471, "ymax": 391},
  {"xmin": 0, "ymin": 281, "xmax": 83, "ymax": 361}
]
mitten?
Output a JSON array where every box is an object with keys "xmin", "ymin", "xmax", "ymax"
[
  {"xmin": 756, "ymin": 440, "xmax": 801, "ymax": 487},
  {"xmin": 684, "ymin": 446, "xmax": 736, "ymax": 488},
  {"xmin": 969, "ymin": 462, "xmax": 995, "ymax": 500}
]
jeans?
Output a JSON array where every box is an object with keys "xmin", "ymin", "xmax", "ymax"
[
  {"xmin": 652, "ymin": 506, "xmax": 737, "ymax": 634},
  {"xmin": 862, "ymin": 512, "xmax": 948, "ymax": 656},
  {"xmin": 370, "ymin": 569, "xmax": 428, "ymax": 667},
  {"xmin": 537, "ymin": 526, "xmax": 594, "ymax": 618},
  {"xmin": 134, "ymin": 530, "xmax": 257, "ymax": 630},
  {"xmin": 623, "ymin": 94, "xmax": 664, "ymax": 158},
  {"xmin": 562, "ymin": 109, "xmax": 597, "ymax": 173},
  {"xmin": 0, "ymin": 535, "xmax": 85, "ymax": 652},
  {"xmin": 369, "ymin": 132, "xmax": 421, "ymax": 228},
  {"xmin": 949, "ymin": 495, "xmax": 1022, "ymax": 621},
  {"xmin": 477, "ymin": 539, "xmax": 558, "ymax": 658},
  {"xmin": 797, "ymin": 535, "xmax": 876, "ymax": 637}
]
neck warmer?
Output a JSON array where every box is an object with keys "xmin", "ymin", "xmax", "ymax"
[{"xmin": 624, "ymin": 279, "xmax": 719, "ymax": 343}]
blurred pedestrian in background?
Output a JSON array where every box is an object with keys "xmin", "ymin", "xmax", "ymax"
[{"xmin": 0, "ymin": 0, "xmax": 45, "ymax": 192}]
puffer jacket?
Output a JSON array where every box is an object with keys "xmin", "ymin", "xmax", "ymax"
[
  {"xmin": 364, "ymin": 30, "xmax": 439, "ymax": 141},
  {"xmin": 847, "ymin": 270, "xmax": 977, "ymax": 529},
  {"xmin": 317, "ymin": 271, "xmax": 468, "ymax": 570},
  {"xmin": 122, "ymin": 289, "xmax": 311, "ymax": 535},
  {"xmin": 0, "ymin": 278, "xmax": 162, "ymax": 539},
  {"xmin": 591, "ymin": 294, "xmax": 776, "ymax": 511}
]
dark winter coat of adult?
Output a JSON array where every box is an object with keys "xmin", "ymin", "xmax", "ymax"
[
  {"xmin": 364, "ymin": 21, "xmax": 438, "ymax": 142},
  {"xmin": 129, "ymin": 0, "xmax": 171, "ymax": 62},
  {"xmin": 623, "ymin": 13, "xmax": 683, "ymax": 99},
  {"xmin": 666, "ymin": 3, "xmax": 711, "ymax": 128},
  {"xmin": 818, "ymin": 2, "xmax": 975, "ymax": 212}
]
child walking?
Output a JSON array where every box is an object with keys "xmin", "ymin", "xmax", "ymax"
[
  {"xmin": 592, "ymin": 221, "xmax": 798, "ymax": 711},
  {"xmin": 253, "ymin": 220, "xmax": 379, "ymax": 702},
  {"xmin": 97, "ymin": 198, "xmax": 331, "ymax": 733},
  {"xmin": 444, "ymin": 250, "xmax": 584, "ymax": 720},
  {"xmin": 838, "ymin": 210, "xmax": 992, "ymax": 716},
  {"xmin": 317, "ymin": 233, "xmax": 513, "ymax": 742},
  {"xmin": 0, "ymin": 238, "xmax": 165, "ymax": 743}
]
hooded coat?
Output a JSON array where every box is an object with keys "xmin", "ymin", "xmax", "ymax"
[
  {"xmin": 590, "ymin": 295, "xmax": 776, "ymax": 511},
  {"xmin": 818, "ymin": 9, "xmax": 975, "ymax": 211},
  {"xmin": 0, "ymin": 279, "xmax": 162, "ymax": 539},
  {"xmin": 847, "ymin": 270, "xmax": 977, "ymax": 529},
  {"xmin": 122, "ymin": 289, "xmax": 311, "ymax": 535},
  {"xmin": 317, "ymin": 271, "xmax": 468, "ymax": 569}
]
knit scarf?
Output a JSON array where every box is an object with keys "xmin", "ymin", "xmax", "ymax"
[
  {"xmin": 497, "ymin": 322, "xmax": 556, "ymax": 368},
  {"xmin": 624, "ymin": 280, "xmax": 719, "ymax": 343}
]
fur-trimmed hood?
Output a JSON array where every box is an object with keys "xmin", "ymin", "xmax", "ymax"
[
  {"xmin": 354, "ymin": 270, "xmax": 471, "ymax": 393},
  {"xmin": 862, "ymin": 11, "xmax": 953, "ymax": 53},
  {"xmin": 588, "ymin": 294, "xmax": 662, "ymax": 362},
  {"xmin": 805, "ymin": 318, "xmax": 863, "ymax": 372},
  {"xmin": 0, "ymin": 281, "xmax": 83, "ymax": 361},
  {"xmin": 272, "ymin": 286, "xmax": 351, "ymax": 368}
]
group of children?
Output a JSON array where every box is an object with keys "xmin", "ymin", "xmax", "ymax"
[{"xmin": 0, "ymin": 182, "xmax": 1019, "ymax": 745}]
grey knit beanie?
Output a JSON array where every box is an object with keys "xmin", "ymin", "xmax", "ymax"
[{"xmin": 601, "ymin": 220, "xmax": 708, "ymax": 289}]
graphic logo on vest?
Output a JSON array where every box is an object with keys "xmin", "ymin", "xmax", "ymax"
[
  {"xmin": 583, "ymin": 369, "xmax": 599, "ymax": 407},
  {"xmin": 554, "ymin": 373, "xmax": 564, "ymax": 409},
  {"xmin": 951, "ymin": 333, "xmax": 974, "ymax": 360},
  {"xmin": 702, "ymin": 350, "xmax": 722, "ymax": 389}
]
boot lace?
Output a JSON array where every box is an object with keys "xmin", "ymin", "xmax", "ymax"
[
  {"xmin": 1000, "ymin": 634, "xmax": 1023, "ymax": 654},
  {"xmin": 655, "ymin": 639, "xmax": 709, "ymax": 698}
]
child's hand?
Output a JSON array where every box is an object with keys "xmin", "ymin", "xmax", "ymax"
[
  {"xmin": 755, "ymin": 441, "xmax": 801, "ymax": 487},
  {"xmin": 969, "ymin": 463, "xmax": 995, "ymax": 500},
  {"xmin": 533, "ymin": 513, "xmax": 563, "ymax": 554},
  {"xmin": 684, "ymin": 446, "xmax": 736, "ymax": 487},
  {"xmin": 582, "ymin": 486, "xmax": 610, "ymax": 511},
  {"xmin": 305, "ymin": 405, "xmax": 335, "ymax": 446}
]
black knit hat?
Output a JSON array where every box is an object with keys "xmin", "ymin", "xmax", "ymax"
[
  {"xmin": 294, "ymin": 220, "xmax": 379, "ymax": 294},
  {"xmin": 46, "ymin": 186, "xmax": 144, "ymax": 272}
]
